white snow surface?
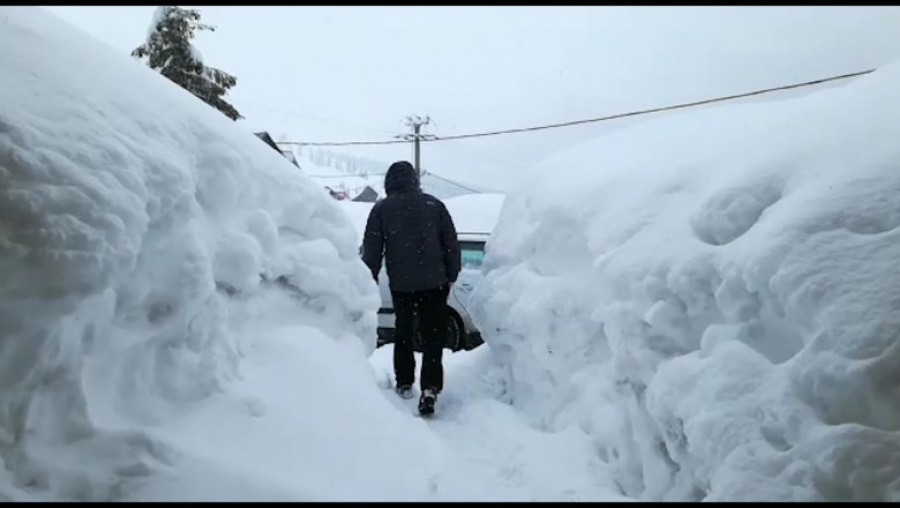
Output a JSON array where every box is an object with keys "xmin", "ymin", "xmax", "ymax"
[
  {"xmin": 444, "ymin": 193, "xmax": 505, "ymax": 235},
  {"xmin": 367, "ymin": 344, "xmax": 631, "ymax": 502},
  {"xmin": 189, "ymin": 44, "xmax": 203, "ymax": 65},
  {"xmin": 0, "ymin": 7, "xmax": 629, "ymax": 503},
  {"xmin": 337, "ymin": 201, "xmax": 377, "ymax": 242},
  {"xmin": 470, "ymin": 62, "xmax": 900, "ymax": 501},
  {"xmin": 301, "ymin": 157, "xmax": 380, "ymax": 199},
  {"xmin": 0, "ymin": 6, "xmax": 387, "ymax": 501},
  {"xmin": 10, "ymin": 4, "xmax": 900, "ymax": 504}
]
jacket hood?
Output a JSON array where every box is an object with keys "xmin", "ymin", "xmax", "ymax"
[{"xmin": 384, "ymin": 161, "xmax": 420, "ymax": 195}]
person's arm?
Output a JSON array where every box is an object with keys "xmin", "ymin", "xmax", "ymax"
[
  {"xmin": 440, "ymin": 203, "xmax": 461, "ymax": 285},
  {"xmin": 361, "ymin": 203, "xmax": 384, "ymax": 281}
]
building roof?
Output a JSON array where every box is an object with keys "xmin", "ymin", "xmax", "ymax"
[{"xmin": 253, "ymin": 131, "xmax": 281, "ymax": 153}]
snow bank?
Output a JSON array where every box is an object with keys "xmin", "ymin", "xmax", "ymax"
[
  {"xmin": 336, "ymin": 201, "xmax": 376, "ymax": 243},
  {"xmin": 0, "ymin": 6, "xmax": 417, "ymax": 501},
  {"xmin": 470, "ymin": 63, "xmax": 900, "ymax": 501},
  {"xmin": 368, "ymin": 344, "xmax": 632, "ymax": 502}
]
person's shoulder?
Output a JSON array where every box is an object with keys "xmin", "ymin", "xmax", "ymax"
[
  {"xmin": 370, "ymin": 197, "xmax": 388, "ymax": 213},
  {"xmin": 421, "ymin": 193, "xmax": 446, "ymax": 207},
  {"xmin": 375, "ymin": 194, "xmax": 398, "ymax": 206}
]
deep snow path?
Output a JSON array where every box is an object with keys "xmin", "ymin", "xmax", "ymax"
[
  {"xmin": 368, "ymin": 345, "xmax": 632, "ymax": 502},
  {"xmin": 118, "ymin": 329, "xmax": 632, "ymax": 502}
]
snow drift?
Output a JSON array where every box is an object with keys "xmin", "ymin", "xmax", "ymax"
[
  {"xmin": 470, "ymin": 65, "xmax": 900, "ymax": 501},
  {"xmin": 0, "ymin": 6, "xmax": 437, "ymax": 501}
]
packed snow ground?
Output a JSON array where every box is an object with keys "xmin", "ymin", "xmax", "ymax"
[
  {"xmin": 469, "ymin": 59, "xmax": 900, "ymax": 500},
  {"xmin": 367, "ymin": 345, "xmax": 630, "ymax": 502}
]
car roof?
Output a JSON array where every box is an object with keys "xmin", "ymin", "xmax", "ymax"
[{"xmin": 458, "ymin": 231, "xmax": 491, "ymax": 243}]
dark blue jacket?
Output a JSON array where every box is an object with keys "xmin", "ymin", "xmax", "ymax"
[{"xmin": 362, "ymin": 162, "xmax": 461, "ymax": 293}]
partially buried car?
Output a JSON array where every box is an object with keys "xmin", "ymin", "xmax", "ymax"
[{"xmin": 375, "ymin": 231, "xmax": 488, "ymax": 352}]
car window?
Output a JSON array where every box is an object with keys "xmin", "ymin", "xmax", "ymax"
[
  {"xmin": 373, "ymin": 239, "xmax": 487, "ymax": 268},
  {"xmin": 460, "ymin": 241, "xmax": 486, "ymax": 269}
]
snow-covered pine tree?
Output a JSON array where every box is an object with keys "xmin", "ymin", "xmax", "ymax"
[{"xmin": 132, "ymin": 6, "xmax": 242, "ymax": 121}]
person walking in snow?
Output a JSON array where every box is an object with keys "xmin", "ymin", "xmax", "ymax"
[{"xmin": 362, "ymin": 160, "xmax": 461, "ymax": 415}]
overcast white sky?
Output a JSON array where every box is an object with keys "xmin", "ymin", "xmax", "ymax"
[{"xmin": 43, "ymin": 6, "xmax": 900, "ymax": 190}]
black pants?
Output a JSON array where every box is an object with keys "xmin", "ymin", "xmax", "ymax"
[{"xmin": 391, "ymin": 284, "xmax": 450, "ymax": 392}]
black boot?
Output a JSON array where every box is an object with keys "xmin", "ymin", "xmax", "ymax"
[
  {"xmin": 418, "ymin": 388, "xmax": 437, "ymax": 416},
  {"xmin": 395, "ymin": 384, "xmax": 414, "ymax": 400}
]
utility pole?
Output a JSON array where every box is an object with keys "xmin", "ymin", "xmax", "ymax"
[{"xmin": 400, "ymin": 115, "xmax": 436, "ymax": 179}]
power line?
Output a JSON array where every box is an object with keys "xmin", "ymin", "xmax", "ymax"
[
  {"xmin": 434, "ymin": 69, "xmax": 875, "ymax": 141},
  {"xmin": 422, "ymin": 170, "xmax": 485, "ymax": 194},
  {"xmin": 276, "ymin": 68, "xmax": 875, "ymax": 147},
  {"xmin": 279, "ymin": 138, "xmax": 409, "ymax": 147}
]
